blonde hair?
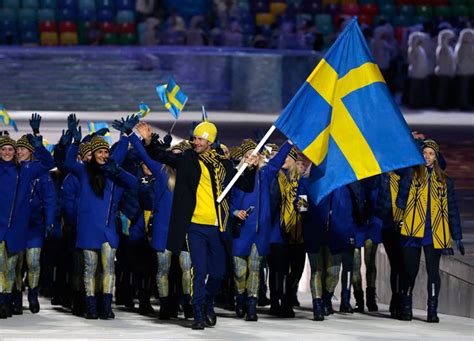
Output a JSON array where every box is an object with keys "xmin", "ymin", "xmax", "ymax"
[{"xmin": 163, "ymin": 164, "xmax": 176, "ymax": 192}]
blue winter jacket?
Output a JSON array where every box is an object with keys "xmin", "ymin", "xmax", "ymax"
[
  {"xmin": 0, "ymin": 145, "xmax": 55, "ymax": 253},
  {"xmin": 129, "ymin": 133, "xmax": 173, "ymax": 252},
  {"xmin": 27, "ymin": 172, "xmax": 57, "ymax": 248},
  {"xmin": 230, "ymin": 142, "xmax": 293, "ymax": 257},
  {"xmin": 65, "ymin": 144, "xmax": 137, "ymax": 250}
]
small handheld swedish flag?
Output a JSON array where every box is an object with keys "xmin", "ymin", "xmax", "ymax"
[
  {"xmin": 274, "ymin": 18, "xmax": 424, "ymax": 204},
  {"xmin": 156, "ymin": 76, "xmax": 188, "ymax": 119},
  {"xmin": 88, "ymin": 121, "xmax": 113, "ymax": 145},
  {"xmin": 0, "ymin": 104, "xmax": 19, "ymax": 132},
  {"xmin": 136, "ymin": 102, "xmax": 150, "ymax": 118}
]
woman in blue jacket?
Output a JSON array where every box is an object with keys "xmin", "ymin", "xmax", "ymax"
[
  {"xmin": 126, "ymin": 129, "xmax": 193, "ymax": 320},
  {"xmin": 0, "ymin": 133, "xmax": 54, "ymax": 319},
  {"xmin": 230, "ymin": 139, "xmax": 292, "ymax": 321},
  {"xmin": 11, "ymin": 134, "xmax": 57, "ymax": 315},
  {"xmin": 396, "ymin": 139, "xmax": 463, "ymax": 323},
  {"xmin": 297, "ymin": 174, "xmax": 356, "ymax": 321},
  {"xmin": 65, "ymin": 117, "xmax": 137, "ymax": 320}
]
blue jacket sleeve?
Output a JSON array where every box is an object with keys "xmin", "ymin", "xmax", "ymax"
[
  {"xmin": 61, "ymin": 175, "xmax": 79, "ymax": 228},
  {"xmin": 29, "ymin": 144, "xmax": 55, "ymax": 179},
  {"xmin": 129, "ymin": 133, "xmax": 163, "ymax": 175},
  {"xmin": 261, "ymin": 141, "xmax": 293, "ymax": 183},
  {"xmin": 110, "ymin": 135, "xmax": 130, "ymax": 166},
  {"xmin": 64, "ymin": 144, "xmax": 84, "ymax": 176},
  {"xmin": 114, "ymin": 167, "xmax": 138, "ymax": 190},
  {"xmin": 396, "ymin": 168, "xmax": 414, "ymax": 210},
  {"xmin": 447, "ymin": 177, "xmax": 462, "ymax": 240},
  {"xmin": 39, "ymin": 174, "xmax": 57, "ymax": 228}
]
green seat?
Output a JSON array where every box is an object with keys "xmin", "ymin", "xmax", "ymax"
[
  {"xmin": 40, "ymin": 0, "xmax": 56, "ymax": 8},
  {"xmin": 102, "ymin": 32, "xmax": 117, "ymax": 45},
  {"xmin": 19, "ymin": 8, "xmax": 37, "ymax": 20},
  {"xmin": 380, "ymin": 3, "xmax": 396, "ymax": 15},
  {"xmin": 416, "ymin": 5, "xmax": 433, "ymax": 16},
  {"xmin": 392, "ymin": 14, "xmax": 411, "ymax": 26},
  {"xmin": 398, "ymin": 4, "xmax": 414, "ymax": 15},
  {"xmin": 317, "ymin": 23, "xmax": 334, "ymax": 35},
  {"xmin": 373, "ymin": 14, "xmax": 392, "ymax": 24},
  {"xmin": 38, "ymin": 8, "xmax": 55, "ymax": 21},
  {"xmin": 2, "ymin": 0, "xmax": 20, "ymax": 8},
  {"xmin": 435, "ymin": 5, "xmax": 452, "ymax": 17},
  {"xmin": 21, "ymin": 0, "xmax": 39, "ymax": 9},
  {"xmin": 411, "ymin": 14, "xmax": 429, "ymax": 24},
  {"xmin": 452, "ymin": 4, "xmax": 469, "ymax": 15},
  {"xmin": 315, "ymin": 14, "xmax": 332, "ymax": 26},
  {"xmin": 0, "ymin": 8, "xmax": 17, "ymax": 20},
  {"xmin": 449, "ymin": 0, "xmax": 465, "ymax": 5},
  {"xmin": 119, "ymin": 32, "xmax": 135, "ymax": 45}
]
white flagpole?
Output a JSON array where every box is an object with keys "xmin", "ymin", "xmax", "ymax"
[{"xmin": 216, "ymin": 125, "xmax": 277, "ymax": 203}]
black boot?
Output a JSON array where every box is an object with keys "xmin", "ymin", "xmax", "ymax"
[
  {"xmin": 322, "ymin": 292, "xmax": 334, "ymax": 316},
  {"xmin": 72, "ymin": 291, "xmax": 85, "ymax": 316},
  {"xmin": 235, "ymin": 293, "xmax": 245, "ymax": 318},
  {"xmin": 258, "ymin": 283, "xmax": 271, "ymax": 307},
  {"xmin": 84, "ymin": 296, "xmax": 98, "ymax": 319},
  {"xmin": 0, "ymin": 293, "xmax": 9, "ymax": 319},
  {"xmin": 245, "ymin": 296, "xmax": 258, "ymax": 321},
  {"xmin": 280, "ymin": 293, "xmax": 295, "ymax": 318},
  {"xmin": 389, "ymin": 293, "xmax": 401, "ymax": 319},
  {"xmin": 138, "ymin": 294, "xmax": 155, "ymax": 316},
  {"xmin": 191, "ymin": 304, "xmax": 205, "ymax": 330},
  {"xmin": 400, "ymin": 294, "xmax": 413, "ymax": 321},
  {"xmin": 11, "ymin": 290, "xmax": 23, "ymax": 315},
  {"xmin": 354, "ymin": 290, "xmax": 365, "ymax": 313},
  {"xmin": 427, "ymin": 297, "xmax": 439, "ymax": 323},
  {"xmin": 366, "ymin": 287, "xmax": 378, "ymax": 312},
  {"xmin": 204, "ymin": 297, "xmax": 217, "ymax": 326},
  {"xmin": 5, "ymin": 293, "xmax": 12, "ymax": 317},
  {"xmin": 340, "ymin": 288, "xmax": 354, "ymax": 313},
  {"xmin": 312, "ymin": 298, "xmax": 324, "ymax": 321},
  {"xmin": 28, "ymin": 287, "xmax": 40, "ymax": 314},
  {"xmin": 159, "ymin": 297, "xmax": 171, "ymax": 320},
  {"xmin": 183, "ymin": 294, "xmax": 193, "ymax": 319},
  {"xmin": 100, "ymin": 293, "xmax": 115, "ymax": 319},
  {"xmin": 269, "ymin": 296, "xmax": 281, "ymax": 316},
  {"xmin": 292, "ymin": 290, "xmax": 300, "ymax": 307}
]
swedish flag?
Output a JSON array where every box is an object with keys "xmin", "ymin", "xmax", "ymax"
[
  {"xmin": 274, "ymin": 19, "xmax": 424, "ymax": 204},
  {"xmin": 88, "ymin": 121, "xmax": 113, "ymax": 145},
  {"xmin": 156, "ymin": 76, "xmax": 188, "ymax": 119},
  {"xmin": 0, "ymin": 105, "xmax": 18, "ymax": 132}
]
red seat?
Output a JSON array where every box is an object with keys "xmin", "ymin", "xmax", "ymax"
[
  {"xmin": 59, "ymin": 21, "xmax": 77, "ymax": 32},
  {"xmin": 358, "ymin": 14, "xmax": 374, "ymax": 25},
  {"xmin": 99, "ymin": 21, "xmax": 115, "ymax": 33},
  {"xmin": 361, "ymin": 4, "xmax": 379, "ymax": 15},
  {"xmin": 342, "ymin": 3, "xmax": 360, "ymax": 15},
  {"xmin": 39, "ymin": 20, "xmax": 56, "ymax": 32},
  {"xmin": 116, "ymin": 22, "xmax": 135, "ymax": 34}
]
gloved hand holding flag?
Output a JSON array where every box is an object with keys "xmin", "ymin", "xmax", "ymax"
[{"xmin": 156, "ymin": 76, "xmax": 188, "ymax": 119}]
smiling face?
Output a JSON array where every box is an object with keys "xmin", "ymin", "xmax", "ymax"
[
  {"xmin": 93, "ymin": 148, "xmax": 110, "ymax": 165},
  {"xmin": 1, "ymin": 145, "xmax": 16, "ymax": 162},
  {"xmin": 193, "ymin": 136, "xmax": 212, "ymax": 154},
  {"xmin": 17, "ymin": 146, "xmax": 33, "ymax": 162},
  {"xmin": 423, "ymin": 147, "xmax": 437, "ymax": 168}
]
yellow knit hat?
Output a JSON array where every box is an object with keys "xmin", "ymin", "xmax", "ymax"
[
  {"xmin": 16, "ymin": 135, "xmax": 34, "ymax": 152},
  {"xmin": 0, "ymin": 136, "xmax": 16, "ymax": 149},
  {"xmin": 90, "ymin": 136, "xmax": 109, "ymax": 154},
  {"xmin": 193, "ymin": 122, "xmax": 217, "ymax": 143}
]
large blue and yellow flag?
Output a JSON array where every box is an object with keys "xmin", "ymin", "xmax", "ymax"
[
  {"xmin": 274, "ymin": 18, "xmax": 424, "ymax": 204},
  {"xmin": 156, "ymin": 76, "xmax": 188, "ymax": 119},
  {"xmin": 88, "ymin": 121, "xmax": 113, "ymax": 145},
  {"xmin": 0, "ymin": 105, "xmax": 18, "ymax": 132}
]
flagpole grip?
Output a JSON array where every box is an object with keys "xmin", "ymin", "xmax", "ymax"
[{"xmin": 217, "ymin": 125, "xmax": 276, "ymax": 203}]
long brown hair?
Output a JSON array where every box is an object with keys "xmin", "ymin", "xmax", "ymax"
[{"xmin": 414, "ymin": 158, "xmax": 447, "ymax": 183}]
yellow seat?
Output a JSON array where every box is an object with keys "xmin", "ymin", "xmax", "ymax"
[
  {"xmin": 341, "ymin": 0, "xmax": 357, "ymax": 4},
  {"xmin": 40, "ymin": 32, "xmax": 58, "ymax": 46},
  {"xmin": 270, "ymin": 2, "xmax": 287, "ymax": 16},
  {"xmin": 60, "ymin": 32, "xmax": 78, "ymax": 45},
  {"xmin": 322, "ymin": 0, "xmax": 340, "ymax": 5},
  {"xmin": 255, "ymin": 13, "xmax": 275, "ymax": 26}
]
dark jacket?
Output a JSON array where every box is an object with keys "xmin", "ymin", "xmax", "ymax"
[{"xmin": 145, "ymin": 139, "xmax": 256, "ymax": 254}]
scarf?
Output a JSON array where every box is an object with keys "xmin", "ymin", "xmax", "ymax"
[
  {"xmin": 401, "ymin": 167, "xmax": 451, "ymax": 249},
  {"xmin": 278, "ymin": 171, "xmax": 302, "ymax": 243},
  {"xmin": 199, "ymin": 149, "xmax": 229, "ymax": 232},
  {"xmin": 389, "ymin": 172, "xmax": 404, "ymax": 224}
]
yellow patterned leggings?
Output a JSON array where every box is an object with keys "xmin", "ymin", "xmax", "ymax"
[
  {"xmin": 352, "ymin": 239, "xmax": 378, "ymax": 291},
  {"xmin": 308, "ymin": 246, "xmax": 342, "ymax": 299},
  {"xmin": 233, "ymin": 244, "xmax": 262, "ymax": 298},
  {"xmin": 156, "ymin": 249, "xmax": 191, "ymax": 298},
  {"xmin": 0, "ymin": 241, "xmax": 20, "ymax": 294},
  {"xmin": 15, "ymin": 248, "xmax": 42, "ymax": 290},
  {"xmin": 83, "ymin": 243, "xmax": 116, "ymax": 296}
]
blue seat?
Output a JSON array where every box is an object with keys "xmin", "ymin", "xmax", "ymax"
[
  {"xmin": 97, "ymin": 9, "xmax": 114, "ymax": 21},
  {"xmin": 58, "ymin": 8, "xmax": 77, "ymax": 21},
  {"xmin": 78, "ymin": 0, "xmax": 95, "ymax": 10},
  {"xmin": 19, "ymin": 8, "xmax": 37, "ymax": 20},
  {"xmin": 115, "ymin": 0, "xmax": 134, "ymax": 10},
  {"xmin": 78, "ymin": 8, "xmax": 95, "ymax": 21},
  {"xmin": 2, "ymin": 0, "xmax": 20, "ymax": 8},
  {"xmin": 96, "ymin": 0, "xmax": 114, "ymax": 10},
  {"xmin": 0, "ymin": 8, "xmax": 18, "ymax": 21},
  {"xmin": 21, "ymin": 30, "xmax": 39, "ymax": 43},
  {"xmin": 59, "ymin": 0, "xmax": 78, "ymax": 9}
]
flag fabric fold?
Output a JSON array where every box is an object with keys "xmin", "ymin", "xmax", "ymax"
[
  {"xmin": 274, "ymin": 18, "xmax": 424, "ymax": 204},
  {"xmin": 0, "ymin": 105, "xmax": 19, "ymax": 132},
  {"xmin": 156, "ymin": 76, "xmax": 188, "ymax": 119}
]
